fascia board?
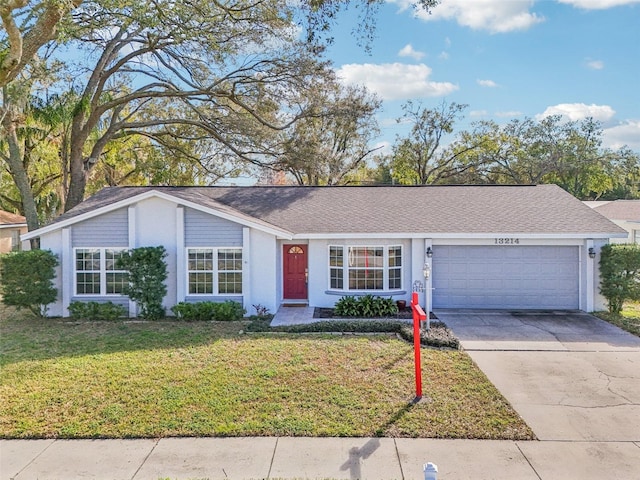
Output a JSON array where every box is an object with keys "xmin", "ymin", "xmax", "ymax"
[{"xmin": 0, "ymin": 224, "xmax": 27, "ymax": 229}]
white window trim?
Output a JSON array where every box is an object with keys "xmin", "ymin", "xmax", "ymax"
[
  {"xmin": 186, "ymin": 247, "xmax": 243, "ymax": 296},
  {"xmin": 327, "ymin": 244, "xmax": 403, "ymax": 292},
  {"xmin": 73, "ymin": 247, "xmax": 128, "ymax": 296}
]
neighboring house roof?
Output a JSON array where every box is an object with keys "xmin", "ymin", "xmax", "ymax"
[
  {"xmin": 0, "ymin": 210, "xmax": 27, "ymax": 229},
  {"xmin": 24, "ymin": 184, "xmax": 627, "ymax": 240},
  {"xmin": 587, "ymin": 200, "xmax": 640, "ymax": 223}
]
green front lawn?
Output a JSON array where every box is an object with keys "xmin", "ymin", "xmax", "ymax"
[
  {"xmin": 0, "ymin": 306, "xmax": 533, "ymax": 440},
  {"xmin": 595, "ymin": 301, "xmax": 640, "ymax": 337}
]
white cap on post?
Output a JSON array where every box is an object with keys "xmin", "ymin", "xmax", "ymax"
[{"xmin": 424, "ymin": 462, "xmax": 438, "ymax": 480}]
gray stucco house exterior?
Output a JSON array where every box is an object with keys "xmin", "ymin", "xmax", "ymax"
[{"xmin": 21, "ymin": 184, "xmax": 627, "ymax": 317}]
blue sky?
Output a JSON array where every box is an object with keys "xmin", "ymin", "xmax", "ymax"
[{"xmin": 324, "ymin": 0, "xmax": 640, "ymax": 153}]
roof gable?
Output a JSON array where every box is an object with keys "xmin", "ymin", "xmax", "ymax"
[{"xmin": 21, "ymin": 189, "xmax": 292, "ymax": 241}]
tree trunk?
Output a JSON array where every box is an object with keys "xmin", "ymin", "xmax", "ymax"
[
  {"xmin": 2, "ymin": 110, "xmax": 40, "ymax": 232},
  {"xmin": 64, "ymin": 145, "xmax": 88, "ymax": 212},
  {"xmin": 65, "ymin": 109, "xmax": 93, "ymax": 212}
]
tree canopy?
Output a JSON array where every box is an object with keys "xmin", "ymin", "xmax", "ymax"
[
  {"xmin": 1, "ymin": 0, "xmax": 638, "ymax": 232},
  {"xmin": 377, "ymin": 107, "xmax": 639, "ymax": 201},
  {"xmin": 1, "ymin": 0, "xmax": 440, "ymax": 229}
]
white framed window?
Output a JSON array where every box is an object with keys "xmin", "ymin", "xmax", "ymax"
[
  {"xmin": 74, "ymin": 248, "xmax": 128, "ymax": 295},
  {"xmin": 328, "ymin": 245, "xmax": 402, "ymax": 291},
  {"xmin": 187, "ymin": 247, "xmax": 242, "ymax": 295}
]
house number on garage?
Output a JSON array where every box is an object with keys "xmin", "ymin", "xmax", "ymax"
[{"xmin": 495, "ymin": 238, "xmax": 520, "ymax": 245}]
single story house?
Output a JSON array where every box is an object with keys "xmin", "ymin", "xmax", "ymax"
[
  {"xmin": 584, "ymin": 200, "xmax": 640, "ymax": 244},
  {"xmin": 21, "ymin": 184, "xmax": 627, "ymax": 317},
  {"xmin": 0, "ymin": 210, "xmax": 27, "ymax": 253}
]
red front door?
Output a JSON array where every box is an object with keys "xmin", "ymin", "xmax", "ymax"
[{"xmin": 283, "ymin": 245, "xmax": 308, "ymax": 299}]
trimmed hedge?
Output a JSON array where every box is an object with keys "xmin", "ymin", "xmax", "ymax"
[
  {"xmin": 68, "ymin": 301, "xmax": 127, "ymax": 321},
  {"xmin": 245, "ymin": 318, "xmax": 460, "ymax": 349},
  {"xmin": 171, "ymin": 301, "xmax": 246, "ymax": 321}
]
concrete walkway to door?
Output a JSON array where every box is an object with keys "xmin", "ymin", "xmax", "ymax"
[{"xmin": 435, "ymin": 309, "xmax": 640, "ymax": 474}]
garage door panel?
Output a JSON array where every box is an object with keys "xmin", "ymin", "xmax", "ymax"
[
  {"xmin": 504, "ymin": 249, "xmax": 525, "ymax": 259},
  {"xmin": 448, "ymin": 279, "xmax": 467, "ymax": 288},
  {"xmin": 519, "ymin": 264, "xmax": 542, "ymax": 275},
  {"xmin": 447, "ymin": 263, "xmax": 468, "ymax": 274},
  {"xmin": 433, "ymin": 246, "xmax": 579, "ymax": 309},
  {"xmin": 467, "ymin": 278, "xmax": 497, "ymax": 289}
]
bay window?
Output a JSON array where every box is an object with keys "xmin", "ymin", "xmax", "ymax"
[{"xmin": 329, "ymin": 245, "xmax": 402, "ymax": 291}]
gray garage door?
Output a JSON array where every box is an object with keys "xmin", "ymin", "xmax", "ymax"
[{"xmin": 432, "ymin": 245, "xmax": 579, "ymax": 309}]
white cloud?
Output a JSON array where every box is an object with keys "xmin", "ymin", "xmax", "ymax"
[
  {"xmin": 438, "ymin": 51, "xmax": 450, "ymax": 60},
  {"xmin": 477, "ymin": 79, "xmax": 499, "ymax": 88},
  {"xmin": 586, "ymin": 59, "xmax": 605, "ymax": 70},
  {"xmin": 603, "ymin": 120, "xmax": 640, "ymax": 150},
  {"xmin": 558, "ymin": 0, "xmax": 640, "ymax": 10},
  {"xmin": 495, "ymin": 111, "xmax": 524, "ymax": 118},
  {"xmin": 535, "ymin": 103, "xmax": 616, "ymax": 122},
  {"xmin": 393, "ymin": 0, "xmax": 545, "ymax": 33},
  {"xmin": 335, "ymin": 63, "xmax": 458, "ymax": 101},
  {"xmin": 470, "ymin": 110, "xmax": 489, "ymax": 117},
  {"xmin": 373, "ymin": 140, "xmax": 393, "ymax": 156},
  {"xmin": 398, "ymin": 44, "xmax": 426, "ymax": 60}
]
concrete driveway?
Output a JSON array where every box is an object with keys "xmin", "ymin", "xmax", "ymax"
[{"xmin": 435, "ymin": 310, "xmax": 640, "ymax": 442}]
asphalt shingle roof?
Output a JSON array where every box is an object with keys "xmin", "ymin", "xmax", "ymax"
[
  {"xmin": 592, "ymin": 200, "xmax": 640, "ymax": 223},
  {"xmin": 45, "ymin": 184, "xmax": 625, "ymax": 236},
  {"xmin": 0, "ymin": 210, "xmax": 26, "ymax": 226}
]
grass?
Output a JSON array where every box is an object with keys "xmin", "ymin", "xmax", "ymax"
[
  {"xmin": 595, "ymin": 301, "xmax": 640, "ymax": 337},
  {"xmin": 0, "ymin": 305, "xmax": 533, "ymax": 440}
]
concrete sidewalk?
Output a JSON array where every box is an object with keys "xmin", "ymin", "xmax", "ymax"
[{"xmin": 4, "ymin": 436, "xmax": 640, "ymax": 480}]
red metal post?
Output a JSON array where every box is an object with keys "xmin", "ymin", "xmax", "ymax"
[{"xmin": 411, "ymin": 292, "xmax": 426, "ymax": 399}]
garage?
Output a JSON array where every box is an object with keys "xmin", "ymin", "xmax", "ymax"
[{"xmin": 432, "ymin": 245, "xmax": 580, "ymax": 309}]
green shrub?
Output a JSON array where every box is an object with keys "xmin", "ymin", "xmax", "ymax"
[
  {"xmin": 68, "ymin": 301, "xmax": 127, "ymax": 320},
  {"xmin": 247, "ymin": 318, "xmax": 406, "ymax": 333},
  {"xmin": 333, "ymin": 294, "xmax": 398, "ymax": 318},
  {"xmin": 0, "ymin": 249, "xmax": 58, "ymax": 317},
  {"xmin": 333, "ymin": 296, "xmax": 360, "ymax": 316},
  {"xmin": 212, "ymin": 300, "xmax": 245, "ymax": 321},
  {"xmin": 171, "ymin": 301, "xmax": 245, "ymax": 321},
  {"xmin": 116, "ymin": 246, "xmax": 167, "ymax": 320},
  {"xmin": 599, "ymin": 244, "xmax": 640, "ymax": 314},
  {"xmin": 171, "ymin": 302, "xmax": 213, "ymax": 321}
]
